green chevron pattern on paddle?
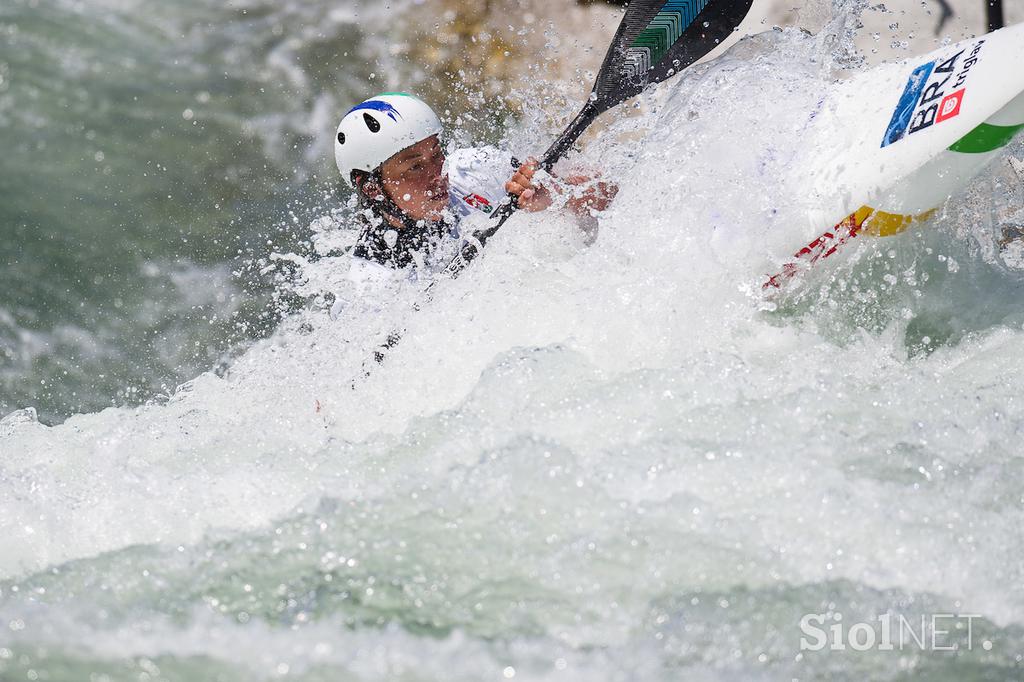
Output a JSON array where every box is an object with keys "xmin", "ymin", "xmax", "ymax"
[
  {"xmin": 626, "ymin": 0, "xmax": 710, "ymax": 75},
  {"xmin": 949, "ymin": 121, "xmax": 1024, "ymax": 153}
]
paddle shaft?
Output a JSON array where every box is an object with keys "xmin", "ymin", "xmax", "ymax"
[{"xmin": 987, "ymin": 0, "xmax": 1004, "ymax": 31}]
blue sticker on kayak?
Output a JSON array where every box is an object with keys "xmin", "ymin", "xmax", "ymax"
[
  {"xmin": 881, "ymin": 61, "xmax": 935, "ymax": 147},
  {"xmin": 881, "ymin": 40, "xmax": 985, "ymax": 148}
]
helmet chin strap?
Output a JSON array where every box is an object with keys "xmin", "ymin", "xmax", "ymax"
[
  {"xmin": 349, "ymin": 168, "xmax": 452, "ymax": 269},
  {"xmin": 354, "ymin": 168, "xmax": 444, "ymax": 233}
]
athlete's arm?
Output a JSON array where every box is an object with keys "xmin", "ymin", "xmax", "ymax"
[
  {"xmin": 506, "ymin": 159, "xmax": 618, "ymax": 217},
  {"xmin": 559, "ymin": 170, "xmax": 618, "ymax": 218}
]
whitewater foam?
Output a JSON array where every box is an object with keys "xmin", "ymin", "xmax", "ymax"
[{"xmin": 3, "ymin": 14, "xmax": 1024, "ymax": 682}]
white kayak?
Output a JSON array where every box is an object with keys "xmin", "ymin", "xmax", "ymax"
[{"xmin": 766, "ymin": 21, "xmax": 1024, "ymax": 288}]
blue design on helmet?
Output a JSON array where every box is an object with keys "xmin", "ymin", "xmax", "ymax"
[{"xmin": 346, "ymin": 99, "xmax": 403, "ymax": 122}]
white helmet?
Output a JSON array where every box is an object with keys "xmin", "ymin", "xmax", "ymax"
[{"xmin": 334, "ymin": 92, "xmax": 442, "ymax": 186}]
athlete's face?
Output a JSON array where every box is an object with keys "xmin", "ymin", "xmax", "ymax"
[{"xmin": 379, "ymin": 135, "xmax": 448, "ymax": 223}]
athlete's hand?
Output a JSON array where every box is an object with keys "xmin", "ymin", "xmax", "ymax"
[
  {"xmin": 562, "ymin": 172, "xmax": 618, "ymax": 216},
  {"xmin": 506, "ymin": 158, "xmax": 552, "ymax": 213}
]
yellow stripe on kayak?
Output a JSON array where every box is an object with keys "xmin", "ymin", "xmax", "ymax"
[{"xmin": 862, "ymin": 206, "xmax": 936, "ymax": 237}]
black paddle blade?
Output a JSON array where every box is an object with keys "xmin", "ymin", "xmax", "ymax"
[
  {"xmin": 592, "ymin": 0, "xmax": 754, "ymax": 113},
  {"xmin": 538, "ymin": 0, "xmax": 754, "ymax": 169}
]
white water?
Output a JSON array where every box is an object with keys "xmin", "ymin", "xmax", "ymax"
[{"xmin": 3, "ymin": 18, "xmax": 1024, "ymax": 681}]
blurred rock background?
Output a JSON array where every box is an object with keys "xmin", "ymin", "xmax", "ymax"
[{"xmin": 381, "ymin": 0, "xmax": 623, "ymax": 145}]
